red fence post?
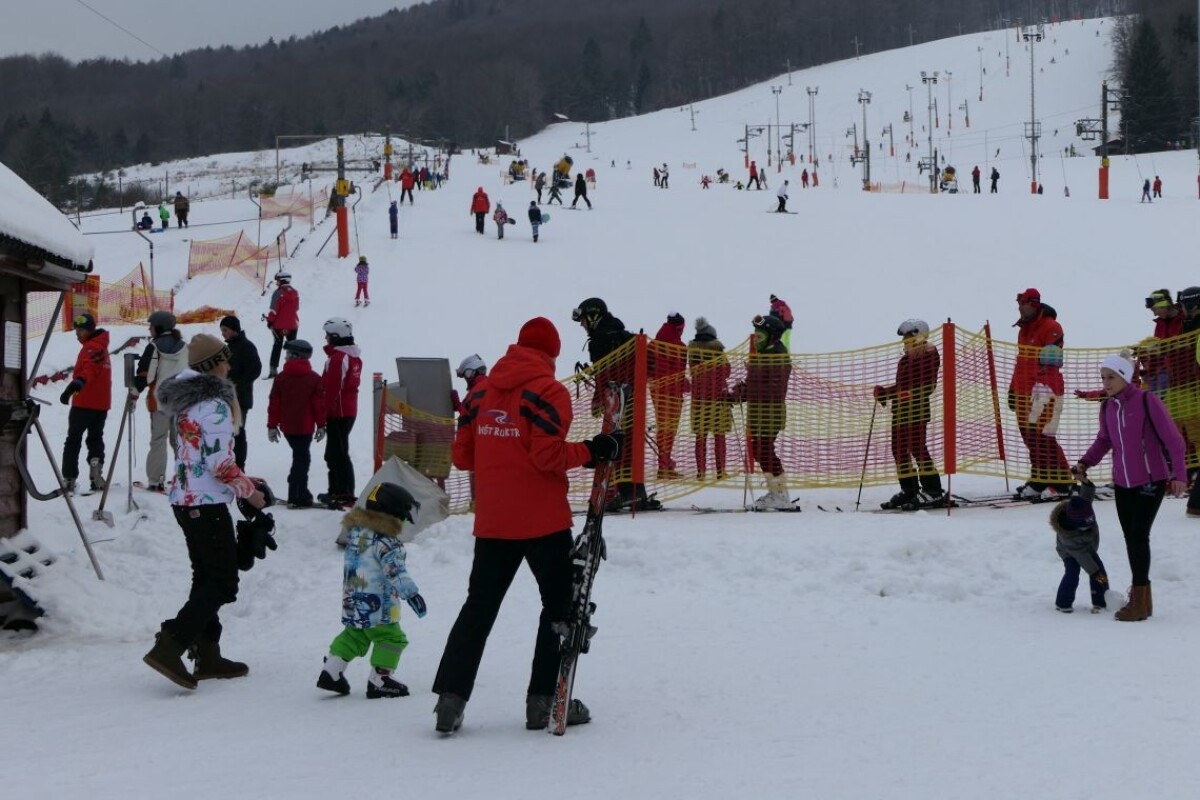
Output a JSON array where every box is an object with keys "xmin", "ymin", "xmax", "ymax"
[
  {"xmin": 983, "ymin": 321, "xmax": 1007, "ymax": 464},
  {"xmin": 942, "ymin": 321, "xmax": 957, "ymax": 478},
  {"xmin": 632, "ymin": 334, "xmax": 648, "ymax": 486}
]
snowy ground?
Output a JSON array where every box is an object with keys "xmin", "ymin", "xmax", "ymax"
[{"xmin": 7, "ymin": 17, "xmax": 1200, "ymax": 799}]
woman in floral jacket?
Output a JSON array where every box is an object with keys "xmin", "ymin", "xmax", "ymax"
[{"xmin": 143, "ymin": 333, "xmax": 266, "ymax": 690}]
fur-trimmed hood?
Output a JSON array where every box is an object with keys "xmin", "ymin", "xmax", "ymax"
[
  {"xmin": 1048, "ymin": 500, "xmax": 1098, "ymax": 539},
  {"xmin": 341, "ymin": 507, "xmax": 404, "ymax": 538},
  {"xmin": 156, "ymin": 369, "xmax": 241, "ymax": 424}
]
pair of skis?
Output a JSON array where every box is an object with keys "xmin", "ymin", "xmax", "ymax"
[{"xmin": 548, "ymin": 382, "xmax": 623, "ymax": 736}]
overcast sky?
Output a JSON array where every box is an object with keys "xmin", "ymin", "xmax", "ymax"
[{"xmin": 0, "ymin": 0, "xmax": 425, "ymax": 62}]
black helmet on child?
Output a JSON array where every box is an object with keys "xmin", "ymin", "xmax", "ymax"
[
  {"xmin": 1178, "ymin": 287, "xmax": 1200, "ymax": 311},
  {"xmin": 571, "ymin": 297, "xmax": 607, "ymax": 322},
  {"xmin": 284, "ymin": 339, "xmax": 314, "ymax": 359},
  {"xmin": 148, "ymin": 310, "xmax": 177, "ymax": 333},
  {"xmin": 365, "ymin": 482, "xmax": 420, "ymax": 524},
  {"xmin": 753, "ymin": 313, "xmax": 786, "ymax": 337}
]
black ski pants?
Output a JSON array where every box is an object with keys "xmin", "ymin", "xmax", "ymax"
[
  {"xmin": 401, "ymin": 187, "xmax": 414, "ymax": 204},
  {"xmin": 1114, "ymin": 482, "xmax": 1166, "ymax": 586},
  {"xmin": 62, "ymin": 407, "xmax": 107, "ymax": 480},
  {"xmin": 164, "ymin": 504, "xmax": 239, "ymax": 647},
  {"xmin": 233, "ymin": 407, "xmax": 250, "ymax": 470},
  {"xmin": 474, "ymin": 212, "xmax": 486, "ymax": 234},
  {"xmin": 269, "ymin": 328, "xmax": 297, "ymax": 372},
  {"xmin": 324, "ymin": 416, "xmax": 355, "ymax": 497},
  {"xmin": 433, "ymin": 530, "xmax": 573, "ymax": 701},
  {"xmin": 286, "ymin": 433, "xmax": 313, "ymax": 504}
]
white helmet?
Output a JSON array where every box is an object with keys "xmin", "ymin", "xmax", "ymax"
[
  {"xmin": 456, "ymin": 354, "xmax": 486, "ymax": 379},
  {"xmin": 275, "ymin": 272, "xmax": 292, "ymax": 284},
  {"xmin": 323, "ymin": 317, "xmax": 352, "ymax": 338},
  {"xmin": 897, "ymin": 319, "xmax": 929, "ymax": 338}
]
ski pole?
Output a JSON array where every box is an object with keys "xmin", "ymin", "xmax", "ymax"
[{"xmin": 855, "ymin": 400, "xmax": 879, "ymax": 512}]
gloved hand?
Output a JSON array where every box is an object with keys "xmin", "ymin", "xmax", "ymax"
[
  {"xmin": 450, "ymin": 389, "xmax": 461, "ymax": 410},
  {"xmin": 584, "ymin": 432, "xmax": 623, "ymax": 467},
  {"xmin": 59, "ymin": 380, "xmax": 83, "ymax": 405},
  {"xmin": 314, "ymin": 426, "xmax": 327, "ymax": 442},
  {"xmin": 873, "ymin": 385, "xmax": 887, "ymax": 406},
  {"xmin": 267, "ymin": 427, "xmax": 281, "ymax": 444},
  {"xmin": 729, "ymin": 382, "xmax": 746, "ymax": 404},
  {"xmin": 406, "ymin": 593, "xmax": 427, "ymax": 618},
  {"xmin": 1006, "ymin": 388, "xmax": 1016, "ymax": 412}
]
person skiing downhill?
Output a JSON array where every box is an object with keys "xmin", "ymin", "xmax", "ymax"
[
  {"xmin": 875, "ymin": 319, "xmax": 945, "ymax": 510},
  {"xmin": 432, "ymin": 317, "xmax": 618, "ymax": 734},
  {"xmin": 775, "ymin": 180, "xmax": 790, "ymax": 212}
]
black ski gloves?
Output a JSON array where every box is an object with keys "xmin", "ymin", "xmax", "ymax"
[
  {"xmin": 584, "ymin": 432, "xmax": 623, "ymax": 468},
  {"xmin": 59, "ymin": 379, "xmax": 83, "ymax": 405},
  {"xmin": 235, "ymin": 515, "xmax": 278, "ymax": 571}
]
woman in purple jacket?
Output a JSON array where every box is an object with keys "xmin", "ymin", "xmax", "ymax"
[{"xmin": 1074, "ymin": 353, "xmax": 1187, "ymax": 621}]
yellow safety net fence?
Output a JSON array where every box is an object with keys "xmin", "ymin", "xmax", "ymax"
[{"xmin": 374, "ymin": 324, "xmax": 1200, "ymax": 513}]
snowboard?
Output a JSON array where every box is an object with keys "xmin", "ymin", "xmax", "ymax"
[{"xmin": 540, "ymin": 212, "xmax": 550, "ymax": 223}]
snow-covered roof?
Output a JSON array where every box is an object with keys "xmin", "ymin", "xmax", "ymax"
[{"xmin": 0, "ymin": 159, "xmax": 92, "ymax": 272}]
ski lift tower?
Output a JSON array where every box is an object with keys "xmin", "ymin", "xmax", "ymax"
[
  {"xmin": 1022, "ymin": 22, "xmax": 1045, "ymax": 194},
  {"xmin": 920, "ymin": 71, "xmax": 939, "ymax": 193}
]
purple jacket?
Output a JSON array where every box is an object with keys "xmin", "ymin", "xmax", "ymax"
[{"xmin": 1078, "ymin": 384, "xmax": 1187, "ymax": 487}]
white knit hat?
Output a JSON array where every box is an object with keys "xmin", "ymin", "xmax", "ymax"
[{"xmin": 1100, "ymin": 353, "xmax": 1134, "ymax": 383}]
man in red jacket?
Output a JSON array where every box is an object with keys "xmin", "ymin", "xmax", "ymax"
[
  {"xmin": 431, "ymin": 316, "xmax": 620, "ymax": 735},
  {"xmin": 470, "ymin": 187, "xmax": 490, "ymax": 235},
  {"xmin": 266, "ymin": 339, "xmax": 326, "ymax": 508},
  {"xmin": 266, "ymin": 272, "xmax": 299, "ymax": 378},
  {"xmin": 1009, "ymin": 288, "xmax": 1073, "ymax": 499},
  {"xmin": 399, "ymin": 167, "xmax": 416, "ymax": 205},
  {"xmin": 318, "ymin": 317, "xmax": 361, "ymax": 508},
  {"xmin": 59, "ymin": 313, "xmax": 112, "ymax": 494}
]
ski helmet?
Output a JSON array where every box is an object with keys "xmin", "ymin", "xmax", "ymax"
[
  {"xmin": 148, "ymin": 310, "xmax": 177, "ymax": 333},
  {"xmin": 358, "ymin": 256, "xmax": 368, "ymax": 265},
  {"xmin": 365, "ymin": 482, "xmax": 420, "ymax": 524},
  {"xmin": 283, "ymin": 339, "xmax": 314, "ymax": 359},
  {"xmin": 897, "ymin": 319, "xmax": 929, "ymax": 338},
  {"xmin": 275, "ymin": 272, "xmax": 292, "ymax": 284},
  {"xmin": 456, "ymin": 354, "xmax": 486, "ymax": 379},
  {"xmin": 1145, "ymin": 289, "xmax": 1173, "ymax": 310},
  {"xmin": 571, "ymin": 297, "xmax": 607, "ymax": 323},
  {"xmin": 1178, "ymin": 286, "xmax": 1200, "ymax": 311},
  {"xmin": 323, "ymin": 317, "xmax": 352, "ymax": 339},
  {"xmin": 752, "ymin": 313, "xmax": 786, "ymax": 338}
]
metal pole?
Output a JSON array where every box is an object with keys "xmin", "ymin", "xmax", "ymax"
[
  {"xmin": 855, "ymin": 401, "xmax": 879, "ymax": 511},
  {"xmin": 772, "ymin": 86, "xmax": 782, "ymax": 172}
]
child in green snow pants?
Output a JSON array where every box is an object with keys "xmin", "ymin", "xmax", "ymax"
[{"xmin": 328, "ymin": 624, "xmax": 409, "ymax": 670}]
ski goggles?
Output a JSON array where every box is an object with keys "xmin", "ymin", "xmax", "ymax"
[{"xmin": 1145, "ymin": 292, "xmax": 1172, "ymax": 310}]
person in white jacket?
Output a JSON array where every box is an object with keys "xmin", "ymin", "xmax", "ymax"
[
  {"xmin": 143, "ymin": 333, "xmax": 267, "ymax": 690},
  {"xmin": 775, "ymin": 180, "xmax": 790, "ymax": 213}
]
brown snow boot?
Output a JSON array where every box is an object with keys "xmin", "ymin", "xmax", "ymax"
[
  {"xmin": 1115, "ymin": 585, "xmax": 1150, "ymax": 622},
  {"xmin": 143, "ymin": 627, "xmax": 198, "ymax": 689},
  {"xmin": 191, "ymin": 638, "xmax": 249, "ymax": 679},
  {"xmin": 1146, "ymin": 581, "xmax": 1153, "ymax": 618}
]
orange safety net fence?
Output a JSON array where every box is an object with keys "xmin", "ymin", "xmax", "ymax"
[
  {"xmin": 260, "ymin": 187, "xmax": 328, "ymax": 221},
  {"xmin": 187, "ymin": 231, "xmax": 286, "ymax": 291},
  {"xmin": 26, "ymin": 267, "xmax": 173, "ymax": 339},
  {"xmin": 374, "ymin": 324, "xmax": 1200, "ymax": 514}
]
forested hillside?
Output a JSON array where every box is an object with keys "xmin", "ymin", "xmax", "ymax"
[{"xmin": 0, "ymin": 0, "xmax": 1138, "ymax": 204}]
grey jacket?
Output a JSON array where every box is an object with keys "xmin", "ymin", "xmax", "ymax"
[{"xmin": 1049, "ymin": 502, "xmax": 1102, "ymax": 576}]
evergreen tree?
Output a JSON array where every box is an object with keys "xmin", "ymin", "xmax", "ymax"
[{"xmin": 1120, "ymin": 18, "xmax": 1181, "ymax": 152}]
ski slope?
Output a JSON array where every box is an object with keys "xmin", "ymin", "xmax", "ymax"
[{"xmin": 8, "ymin": 17, "xmax": 1200, "ymax": 799}]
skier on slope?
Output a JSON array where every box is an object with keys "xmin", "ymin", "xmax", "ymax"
[
  {"xmin": 775, "ymin": 180, "xmax": 790, "ymax": 212},
  {"xmin": 731, "ymin": 314, "xmax": 793, "ymax": 510},
  {"xmin": 768, "ymin": 293, "xmax": 794, "ymax": 351},
  {"xmin": 266, "ymin": 272, "xmax": 299, "ymax": 379},
  {"xmin": 432, "ymin": 317, "xmax": 619, "ymax": 734},
  {"xmin": 388, "ymin": 200, "xmax": 398, "ymax": 239},
  {"xmin": 318, "ymin": 318, "xmax": 362, "ymax": 509},
  {"xmin": 572, "ymin": 296, "xmax": 661, "ymax": 511},
  {"xmin": 571, "ymin": 173, "xmax": 592, "ymax": 209},
  {"xmin": 649, "ymin": 311, "xmax": 688, "ymax": 479},
  {"xmin": 875, "ymin": 319, "xmax": 946, "ymax": 510},
  {"xmin": 132, "ymin": 310, "xmax": 188, "ymax": 491},
  {"xmin": 354, "ymin": 256, "xmax": 370, "ymax": 307}
]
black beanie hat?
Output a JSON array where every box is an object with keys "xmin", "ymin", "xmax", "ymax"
[{"xmin": 220, "ymin": 315, "xmax": 242, "ymax": 333}]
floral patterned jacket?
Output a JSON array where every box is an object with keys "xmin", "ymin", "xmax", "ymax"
[
  {"xmin": 156, "ymin": 369, "xmax": 254, "ymax": 506},
  {"xmin": 339, "ymin": 508, "xmax": 421, "ymax": 629}
]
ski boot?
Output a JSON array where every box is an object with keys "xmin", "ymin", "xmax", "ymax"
[
  {"xmin": 88, "ymin": 458, "xmax": 105, "ymax": 492},
  {"xmin": 366, "ymin": 667, "xmax": 409, "ymax": 698},
  {"xmin": 525, "ymin": 694, "xmax": 591, "ymax": 730},
  {"xmin": 434, "ymin": 693, "xmax": 466, "ymax": 734},
  {"xmin": 317, "ymin": 655, "xmax": 350, "ymax": 695},
  {"xmin": 62, "ymin": 478, "xmax": 77, "ymax": 497},
  {"xmin": 880, "ymin": 491, "xmax": 917, "ymax": 510},
  {"xmin": 354, "ymin": 300, "xmax": 361, "ymax": 307},
  {"xmin": 754, "ymin": 476, "xmax": 793, "ymax": 510}
]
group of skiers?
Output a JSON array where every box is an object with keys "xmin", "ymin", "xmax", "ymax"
[{"xmin": 134, "ymin": 192, "xmax": 190, "ymax": 232}]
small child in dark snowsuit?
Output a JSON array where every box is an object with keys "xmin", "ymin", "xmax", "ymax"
[
  {"xmin": 527, "ymin": 201, "xmax": 543, "ymax": 242},
  {"xmin": 1049, "ymin": 482, "xmax": 1109, "ymax": 613},
  {"xmin": 317, "ymin": 482, "xmax": 427, "ymax": 698}
]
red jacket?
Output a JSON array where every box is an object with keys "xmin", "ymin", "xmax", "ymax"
[
  {"xmin": 688, "ymin": 339, "xmax": 731, "ymax": 401},
  {"xmin": 879, "ymin": 344, "xmax": 939, "ymax": 425},
  {"xmin": 322, "ymin": 342, "xmax": 362, "ymax": 418},
  {"xmin": 1011, "ymin": 306, "xmax": 1063, "ymax": 396},
  {"xmin": 400, "ymin": 169, "xmax": 416, "ymax": 189},
  {"xmin": 72, "ymin": 329, "xmax": 112, "ymax": 411},
  {"xmin": 267, "ymin": 357, "xmax": 326, "ymax": 435},
  {"xmin": 749, "ymin": 161, "xmax": 758, "ymax": 178},
  {"xmin": 650, "ymin": 319, "xmax": 687, "ymax": 394},
  {"xmin": 451, "ymin": 343, "xmax": 591, "ymax": 539},
  {"xmin": 268, "ymin": 285, "xmax": 300, "ymax": 331},
  {"xmin": 470, "ymin": 188, "xmax": 490, "ymax": 214}
]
